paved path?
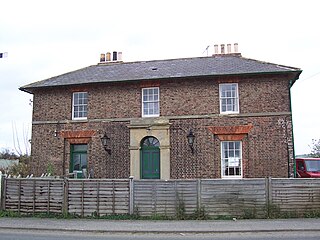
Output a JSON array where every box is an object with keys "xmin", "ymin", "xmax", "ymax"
[{"xmin": 0, "ymin": 218, "xmax": 320, "ymax": 234}]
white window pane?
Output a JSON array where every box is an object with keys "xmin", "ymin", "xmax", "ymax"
[{"xmin": 154, "ymin": 103, "xmax": 159, "ymax": 114}]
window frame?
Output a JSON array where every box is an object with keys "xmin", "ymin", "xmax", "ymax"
[
  {"xmin": 221, "ymin": 141, "xmax": 243, "ymax": 179},
  {"xmin": 72, "ymin": 92, "xmax": 88, "ymax": 120},
  {"xmin": 142, "ymin": 87, "xmax": 160, "ymax": 118},
  {"xmin": 219, "ymin": 83, "xmax": 239, "ymax": 114}
]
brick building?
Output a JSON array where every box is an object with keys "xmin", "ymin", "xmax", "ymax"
[{"xmin": 20, "ymin": 48, "xmax": 302, "ymax": 179}]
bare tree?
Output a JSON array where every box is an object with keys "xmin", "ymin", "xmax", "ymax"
[
  {"xmin": 12, "ymin": 122, "xmax": 31, "ymax": 156},
  {"xmin": 309, "ymin": 139, "xmax": 320, "ymax": 158}
]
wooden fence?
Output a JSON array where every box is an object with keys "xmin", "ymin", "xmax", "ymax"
[{"xmin": 1, "ymin": 177, "xmax": 320, "ymax": 218}]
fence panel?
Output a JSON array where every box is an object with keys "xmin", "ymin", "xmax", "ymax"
[
  {"xmin": 271, "ymin": 178, "xmax": 320, "ymax": 214},
  {"xmin": 201, "ymin": 179, "xmax": 267, "ymax": 218},
  {"xmin": 133, "ymin": 179, "xmax": 198, "ymax": 216},
  {"xmin": 67, "ymin": 179, "xmax": 130, "ymax": 217},
  {"xmin": 4, "ymin": 178, "xmax": 64, "ymax": 214}
]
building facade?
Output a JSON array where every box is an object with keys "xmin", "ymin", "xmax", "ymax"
[{"xmin": 20, "ymin": 50, "xmax": 302, "ymax": 179}]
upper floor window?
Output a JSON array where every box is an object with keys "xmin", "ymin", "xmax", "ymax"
[
  {"xmin": 72, "ymin": 92, "xmax": 88, "ymax": 120},
  {"xmin": 221, "ymin": 141, "xmax": 242, "ymax": 178},
  {"xmin": 142, "ymin": 87, "xmax": 159, "ymax": 117},
  {"xmin": 219, "ymin": 83, "xmax": 239, "ymax": 114}
]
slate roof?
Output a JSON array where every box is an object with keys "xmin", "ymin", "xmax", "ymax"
[{"xmin": 20, "ymin": 54, "xmax": 302, "ymax": 93}]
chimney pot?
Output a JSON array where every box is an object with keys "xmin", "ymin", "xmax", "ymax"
[
  {"xmin": 106, "ymin": 52, "xmax": 111, "ymax": 61},
  {"xmin": 220, "ymin": 44, "xmax": 225, "ymax": 54},
  {"xmin": 112, "ymin": 51, "xmax": 117, "ymax": 61},
  {"xmin": 227, "ymin": 44, "xmax": 232, "ymax": 54},
  {"xmin": 234, "ymin": 43, "xmax": 239, "ymax": 53},
  {"xmin": 100, "ymin": 53, "xmax": 106, "ymax": 62},
  {"xmin": 118, "ymin": 51, "xmax": 122, "ymax": 61},
  {"xmin": 214, "ymin": 44, "xmax": 219, "ymax": 54}
]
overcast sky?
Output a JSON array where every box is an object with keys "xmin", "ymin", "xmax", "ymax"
[{"xmin": 1, "ymin": 0, "xmax": 319, "ymax": 155}]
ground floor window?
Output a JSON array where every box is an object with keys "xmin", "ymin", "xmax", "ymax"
[
  {"xmin": 221, "ymin": 141, "xmax": 242, "ymax": 178},
  {"xmin": 70, "ymin": 144, "xmax": 88, "ymax": 178}
]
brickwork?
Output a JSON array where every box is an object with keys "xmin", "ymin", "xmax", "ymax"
[
  {"xmin": 30, "ymin": 73, "xmax": 294, "ymax": 178},
  {"xmin": 169, "ymin": 115, "xmax": 291, "ymax": 179},
  {"xmin": 31, "ymin": 121, "xmax": 130, "ymax": 178}
]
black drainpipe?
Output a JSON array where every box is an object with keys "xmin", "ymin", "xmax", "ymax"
[{"xmin": 289, "ymin": 79, "xmax": 296, "ymax": 178}]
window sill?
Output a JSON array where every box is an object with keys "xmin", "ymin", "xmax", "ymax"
[
  {"xmin": 220, "ymin": 112, "xmax": 240, "ymax": 115},
  {"xmin": 71, "ymin": 118, "xmax": 88, "ymax": 123},
  {"xmin": 221, "ymin": 176, "xmax": 243, "ymax": 179},
  {"xmin": 142, "ymin": 115, "xmax": 160, "ymax": 118}
]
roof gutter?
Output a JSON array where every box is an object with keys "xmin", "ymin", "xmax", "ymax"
[
  {"xmin": 288, "ymin": 71, "xmax": 302, "ymax": 178},
  {"xmin": 289, "ymin": 70, "xmax": 302, "ymax": 88},
  {"xmin": 19, "ymin": 86, "xmax": 34, "ymax": 94},
  {"xmin": 287, "ymin": 70, "xmax": 302, "ymax": 178}
]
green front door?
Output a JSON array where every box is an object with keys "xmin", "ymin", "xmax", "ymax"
[
  {"xmin": 70, "ymin": 144, "xmax": 88, "ymax": 178},
  {"xmin": 141, "ymin": 137, "xmax": 160, "ymax": 179}
]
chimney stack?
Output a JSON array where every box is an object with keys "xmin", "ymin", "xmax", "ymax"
[
  {"xmin": 212, "ymin": 43, "xmax": 240, "ymax": 56},
  {"xmin": 99, "ymin": 51, "xmax": 123, "ymax": 64}
]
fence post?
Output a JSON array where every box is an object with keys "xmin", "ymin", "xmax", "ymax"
[
  {"xmin": 1, "ymin": 175, "xmax": 6, "ymax": 211},
  {"xmin": 197, "ymin": 179, "xmax": 201, "ymax": 210},
  {"xmin": 96, "ymin": 181, "xmax": 100, "ymax": 216},
  {"xmin": 0, "ymin": 172, "xmax": 3, "ymax": 210},
  {"xmin": 32, "ymin": 179, "xmax": 36, "ymax": 214},
  {"xmin": 62, "ymin": 178, "xmax": 69, "ymax": 215},
  {"xmin": 129, "ymin": 176, "xmax": 134, "ymax": 215},
  {"xmin": 18, "ymin": 179, "xmax": 21, "ymax": 214},
  {"xmin": 265, "ymin": 177, "xmax": 273, "ymax": 217},
  {"xmin": 268, "ymin": 177, "xmax": 272, "ymax": 204}
]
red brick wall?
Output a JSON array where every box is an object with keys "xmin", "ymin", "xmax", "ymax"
[
  {"xmin": 169, "ymin": 116, "xmax": 291, "ymax": 179},
  {"xmin": 30, "ymin": 74, "xmax": 293, "ymax": 178},
  {"xmin": 31, "ymin": 121, "xmax": 130, "ymax": 178}
]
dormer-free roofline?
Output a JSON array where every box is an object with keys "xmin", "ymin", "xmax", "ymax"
[{"xmin": 19, "ymin": 55, "xmax": 302, "ymax": 94}]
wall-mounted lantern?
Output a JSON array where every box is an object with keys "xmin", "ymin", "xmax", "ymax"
[
  {"xmin": 100, "ymin": 132, "xmax": 111, "ymax": 154},
  {"xmin": 187, "ymin": 129, "xmax": 195, "ymax": 154}
]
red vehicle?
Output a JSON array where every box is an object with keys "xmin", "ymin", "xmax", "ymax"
[{"xmin": 296, "ymin": 158, "xmax": 320, "ymax": 178}]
